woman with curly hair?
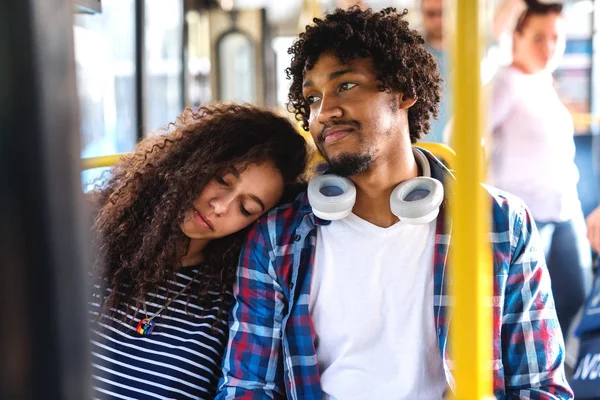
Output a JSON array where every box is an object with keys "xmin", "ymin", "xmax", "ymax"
[{"xmin": 89, "ymin": 104, "xmax": 307, "ymax": 399}]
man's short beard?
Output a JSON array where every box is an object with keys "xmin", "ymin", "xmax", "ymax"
[{"xmin": 327, "ymin": 153, "xmax": 373, "ymax": 177}]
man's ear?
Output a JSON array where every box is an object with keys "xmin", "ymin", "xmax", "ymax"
[{"xmin": 398, "ymin": 93, "xmax": 418, "ymax": 109}]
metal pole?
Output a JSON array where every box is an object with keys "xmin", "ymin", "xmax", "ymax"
[
  {"xmin": 0, "ymin": 0, "xmax": 92, "ymax": 399},
  {"xmin": 450, "ymin": 0, "xmax": 494, "ymax": 397},
  {"xmin": 135, "ymin": 0, "xmax": 146, "ymax": 140},
  {"xmin": 182, "ymin": 0, "xmax": 189, "ymax": 108}
]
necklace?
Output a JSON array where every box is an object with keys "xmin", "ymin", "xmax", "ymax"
[{"xmin": 136, "ymin": 269, "xmax": 199, "ymax": 336}]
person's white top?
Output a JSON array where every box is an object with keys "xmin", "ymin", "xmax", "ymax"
[
  {"xmin": 488, "ymin": 65, "xmax": 580, "ymax": 222},
  {"xmin": 310, "ymin": 213, "xmax": 447, "ymax": 400}
]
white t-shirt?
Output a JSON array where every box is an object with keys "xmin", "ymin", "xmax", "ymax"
[
  {"xmin": 488, "ymin": 66, "xmax": 580, "ymax": 222},
  {"xmin": 310, "ymin": 213, "xmax": 447, "ymax": 400}
]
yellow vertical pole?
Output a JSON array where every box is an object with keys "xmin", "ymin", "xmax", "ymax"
[
  {"xmin": 309, "ymin": 0, "xmax": 322, "ymax": 18},
  {"xmin": 450, "ymin": 0, "xmax": 494, "ymax": 397},
  {"xmin": 298, "ymin": 0, "xmax": 322, "ymax": 32}
]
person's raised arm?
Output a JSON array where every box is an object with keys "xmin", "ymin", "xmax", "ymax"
[
  {"xmin": 588, "ymin": 134, "xmax": 600, "ymax": 254},
  {"xmin": 492, "ymin": 0, "xmax": 526, "ymax": 43},
  {"xmin": 586, "ymin": 206, "xmax": 600, "ymax": 253}
]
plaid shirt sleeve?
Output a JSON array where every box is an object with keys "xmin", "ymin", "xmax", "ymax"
[
  {"xmin": 216, "ymin": 220, "xmax": 287, "ymax": 400},
  {"xmin": 501, "ymin": 199, "xmax": 573, "ymax": 399}
]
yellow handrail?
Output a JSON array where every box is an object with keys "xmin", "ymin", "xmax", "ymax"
[
  {"xmin": 572, "ymin": 113, "xmax": 600, "ymax": 127},
  {"xmin": 81, "ymin": 143, "xmax": 458, "ymax": 173},
  {"xmin": 451, "ymin": 0, "xmax": 494, "ymax": 398},
  {"xmin": 81, "ymin": 153, "xmax": 128, "ymax": 170}
]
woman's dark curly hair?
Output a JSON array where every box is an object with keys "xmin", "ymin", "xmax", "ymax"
[
  {"xmin": 287, "ymin": 7, "xmax": 441, "ymax": 143},
  {"xmin": 91, "ymin": 104, "xmax": 308, "ymax": 324}
]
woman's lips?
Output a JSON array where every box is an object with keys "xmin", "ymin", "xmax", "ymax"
[{"xmin": 193, "ymin": 208, "xmax": 214, "ymax": 231}]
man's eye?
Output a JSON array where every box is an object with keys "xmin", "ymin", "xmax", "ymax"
[
  {"xmin": 306, "ymin": 95, "xmax": 320, "ymax": 105},
  {"xmin": 216, "ymin": 176, "xmax": 228, "ymax": 186},
  {"xmin": 340, "ymin": 82, "xmax": 357, "ymax": 92}
]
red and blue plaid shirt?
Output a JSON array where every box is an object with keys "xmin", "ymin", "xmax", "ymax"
[{"xmin": 217, "ymin": 150, "xmax": 573, "ymax": 400}]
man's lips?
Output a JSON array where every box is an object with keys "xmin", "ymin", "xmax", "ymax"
[{"xmin": 322, "ymin": 125, "xmax": 355, "ymax": 144}]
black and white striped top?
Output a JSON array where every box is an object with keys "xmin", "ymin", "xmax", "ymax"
[{"xmin": 89, "ymin": 267, "xmax": 231, "ymax": 399}]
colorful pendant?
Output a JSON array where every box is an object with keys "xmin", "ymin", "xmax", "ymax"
[{"xmin": 136, "ymin": 317, "xmax": 155, "ymax": 336}]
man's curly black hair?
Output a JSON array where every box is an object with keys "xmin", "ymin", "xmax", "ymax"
[{"xmin": 287, "ymin": 7, "xmax": 442, "ymax": 143}]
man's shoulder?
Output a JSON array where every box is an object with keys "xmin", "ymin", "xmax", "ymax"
[
  {"xmin": 481, "ymin": 185, "xmax": 541, "ymax": 279},
  {"xmin": 484, "ymin": 183, "xmax": 526, "ymax": 209},
  {"xmin": 482, "ymin": 183, "xmax": 532, "ymax": 237},
  {"xmin": 251, "ymin": 191, "xmax": 312, "ymax": 239}
]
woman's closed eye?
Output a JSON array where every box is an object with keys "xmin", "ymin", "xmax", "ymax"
[
  {"xmin": 240, "ymin": 196, "xmax": 264, "ymax": 217},
  {"xmin": 239, "ymin": 203, "xmax": 251, "ymax": 217},
  {"xmin": 216, "ymin": 176, "xmax": 230, "ymax": 187}
]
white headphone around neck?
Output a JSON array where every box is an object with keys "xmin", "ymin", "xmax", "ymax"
[{"xmin": 307, "ymin": 148, "xmax": 444, "ymax": 224}]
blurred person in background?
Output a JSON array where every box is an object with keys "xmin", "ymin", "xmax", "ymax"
[
  {"xmin": 420, "ymin": 0, "xmax": 451, "ymax": 144},
  {"xmin": 487, "ymin": 0, "xmax": 592, "ymax": 339},
  {"xmin": 88, "ymin": 104, "xmax": 307, "ymax": 399}
]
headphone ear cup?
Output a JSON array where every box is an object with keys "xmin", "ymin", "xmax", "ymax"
[
  {"xmin": 307, "ymin": 175, "xmax": 357, "ymax": 220},
  {"xmin": 390, "ymin": 177, "xmax": 444, "ymax": 224}
]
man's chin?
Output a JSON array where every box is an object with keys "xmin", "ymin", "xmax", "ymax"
[{"xmin": 326, "ymin": 153, "xmax": 372, "ymax": 177}]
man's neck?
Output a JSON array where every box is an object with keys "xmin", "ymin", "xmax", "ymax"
[{"xmin": 349, "ymin": 149, "xmax": 419, "ymax": 228}]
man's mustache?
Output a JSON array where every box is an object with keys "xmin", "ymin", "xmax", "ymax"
[{"xmin": 318, "ymin": 120, "xmax": 361, "ymax": 142}]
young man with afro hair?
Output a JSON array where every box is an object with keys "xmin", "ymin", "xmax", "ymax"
[{"xmin": 217, "ymin": 7, "xmax": 572, "ymax": 399}]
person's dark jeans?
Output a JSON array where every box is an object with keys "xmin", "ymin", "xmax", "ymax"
[{"xmin": 537, "ymin": 211, "xmax": 593, "ymax": 339}]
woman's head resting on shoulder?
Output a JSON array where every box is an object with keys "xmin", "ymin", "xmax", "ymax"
[
  {"xmin": 92, "ymin": 104, "xmax": 308, "ymax": 316},
  {"xmin": 180, "ymin": 158, "xmax": 284, "ymax": 243},
  {"xmin": 175, "ymin": 106, "xmax": 309, "ymax": 264}
]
